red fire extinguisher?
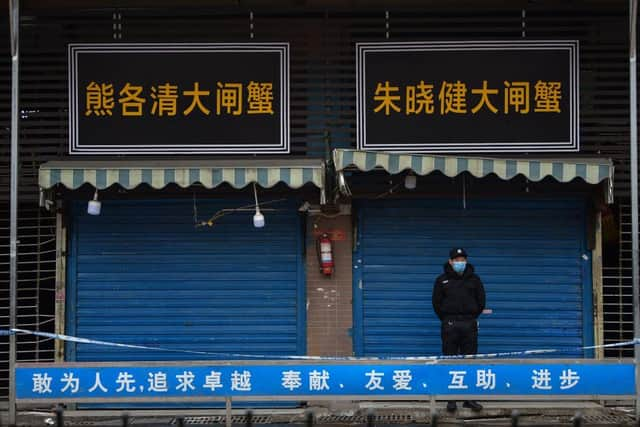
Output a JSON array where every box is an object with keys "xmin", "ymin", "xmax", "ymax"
[{"xmin": 317, "ymin": 233, "xmax": 334, "ymax": 276}]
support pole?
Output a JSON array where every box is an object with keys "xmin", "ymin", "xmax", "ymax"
[
  {"xmin": 8, "ymin": 0, "xmax": 20, "ymax": 425},
  {"xmin": 629, "ymin": 0, "xmax": 640, "ymax": 420},
  {"xmin": 225, "ymin": 397, "xmax": 232, "ymax": 427}
]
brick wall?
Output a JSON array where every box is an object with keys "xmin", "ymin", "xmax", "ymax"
[{"xmin": 306, "ymin": 214, "xmax": 353, "ymax": 356}]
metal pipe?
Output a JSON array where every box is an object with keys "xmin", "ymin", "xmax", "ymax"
[
  {"xmin": 572, "ymin": 411, "xmax": 583, "ymax": 427},
  {"xmin": 8, "ymin": 0, "xmax": 20, "ymax": 425},
  {"xmin": 630, "ymin": 0, "xmax": 640, "ymax": 419},
  {"xmin": 225, "ymin": 397, "xmax": 232, "ymax": 427},
  {"xmin": 55, "ymin": 405, "xmax": 64, "ymax": 427},
  {"xmin": 511, "ymin": 410, "xmax": 520, "ymax": 427},
  {"xmin": 366, "ymin": 410, "xmax": 375, "ymax": 427}
]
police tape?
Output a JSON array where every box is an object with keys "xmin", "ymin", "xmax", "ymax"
[{"xmin": 5, "ymin": 328, "xmax": 640, "ymax": 361}]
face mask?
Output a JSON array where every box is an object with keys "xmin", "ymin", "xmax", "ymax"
[{"xmin": 452, "ymin": 261, "xmax": 466, "ymax": 274}]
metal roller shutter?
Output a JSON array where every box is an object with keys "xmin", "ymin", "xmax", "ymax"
[
  {"xmin": 353, "ymin": 198, "xmax": 591, "ymax": 358},
  {"xmin": 66, "ymin": 199, "xmax": 305, "ymax": 361}
]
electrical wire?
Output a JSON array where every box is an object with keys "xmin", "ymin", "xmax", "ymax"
[{"xmin": 195, "ymin": 198, "xmax": 287, "ymax": 228}]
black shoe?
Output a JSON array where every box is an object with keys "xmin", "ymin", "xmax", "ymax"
[
  {"xmin": 463, "ymin": 400, "xmax": 483, "ymax": 412},
  {"xmin": 446, "ymin": 401, "xmax": 457, "ymax": 412}
]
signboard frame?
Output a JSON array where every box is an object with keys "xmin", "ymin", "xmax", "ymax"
[
  {"xmin": 356, "ymin": 40, "xmax": 579, "ymax": 153},
  {"xmin": 68, "ymin": 43, "xmax": 290, "ymax": 155}
]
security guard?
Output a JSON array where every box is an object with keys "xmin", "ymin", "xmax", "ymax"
[{"xmin": 432, "ymin": 247, "xmax": 486, "ymax": 413}]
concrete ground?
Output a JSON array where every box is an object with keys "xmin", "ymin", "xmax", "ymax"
[{"xmin": 9, "ymin": 401, "xmax": 638, "ymax": 426}]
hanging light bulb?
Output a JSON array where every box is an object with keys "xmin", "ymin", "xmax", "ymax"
[
  {"xmin": 87, "ymin": 189, "xmax": 101, "ymax": 216},
  {"xmin": 253, "ymin": 208, "xmax": 265, "ymax": 228},
  {"xmin": 253, "ymin": 183, "xmax": 265, "ymax": 228},
  {"xmin": 404, "ymin": 172, "xmax": 417, "ymax": 189}
]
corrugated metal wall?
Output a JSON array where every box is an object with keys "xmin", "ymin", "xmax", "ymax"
[
  {"xmin": 66, "ymin": 199, "xmax": 306, "ymax": 361},
  {"xmin": 354, "ymin": 198, "xmax": 589, "ymax": 358},
  {"xmin": 11, "ymin": 4, "xmax": 632, "ymax": 176}
]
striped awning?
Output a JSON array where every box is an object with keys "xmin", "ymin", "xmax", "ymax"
[
  {"xmin": 334, "ymin": 149, "xmax": 614, "ymax": 202},
  {"xmin": 39, "ymin": 159, "xmax": 325, "ymax": 192}
]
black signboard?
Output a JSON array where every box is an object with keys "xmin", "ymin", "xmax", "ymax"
[
  {"xmin": 357, "ymin": 41, "xmax": 579, "ymax": 153},
  {"xmin": 69, "ymin": 43, "xmax": 289, "ymax": 154}
]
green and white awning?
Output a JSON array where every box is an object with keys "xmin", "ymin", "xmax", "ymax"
[
  {"xmin": 334, "ymin": 149, "xmax": 614, "ymax": 202},
  {"xmin": 39, "ymin": 158, "xmax": 325, "ymax": 192}
]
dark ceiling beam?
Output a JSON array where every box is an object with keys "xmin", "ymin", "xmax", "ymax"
[{"xmin": 19, "ymin": 0, "xmax": 625, "ymax": 13}]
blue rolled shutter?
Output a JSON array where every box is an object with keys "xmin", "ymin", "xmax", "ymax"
[
  {"xmin": 67, "ymin": 199, "xmax": 305, "ymax": 361},
  {"xmin": 354, "ymin": 198, "xmax": 590, "ymax": 358}
]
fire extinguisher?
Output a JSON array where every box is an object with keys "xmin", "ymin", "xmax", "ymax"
[{"xmin": 316, "ymin": 233, "xmax": 334, "ymax": 276}]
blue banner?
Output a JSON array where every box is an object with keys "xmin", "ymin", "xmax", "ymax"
[
  {"xmin": 16, "ymin": 363, "xmax": 633, "ymax": 400},
  {"xmin": 16, "ymin": 363, "xmax": 635, "ymax": 400}
]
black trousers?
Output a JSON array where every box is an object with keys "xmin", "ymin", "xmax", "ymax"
[{"xmin": 441, "ymin": 318, "xmax": 478, "ymax": 356}]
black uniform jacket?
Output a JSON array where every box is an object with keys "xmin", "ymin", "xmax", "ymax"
[{"xmin": 432, "ymin": 262, "xmax": 486, "ymax": 321}]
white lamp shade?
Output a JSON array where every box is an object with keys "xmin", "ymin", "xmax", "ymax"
[
  {"xmin": 87, "ymin": 200, "xmax": 102, "ymax": 216},
  {"xmin": 404, "ymin": 174, "xmax": 417, "ymax": 189},
  {"xmin": 253, "ymin": 211, "xmax": 265, "ymax": 228}
]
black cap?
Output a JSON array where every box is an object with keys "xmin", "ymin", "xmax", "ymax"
[{"xmin": 449, "ymin": 247, "xmax": 468, "ymax": 259}]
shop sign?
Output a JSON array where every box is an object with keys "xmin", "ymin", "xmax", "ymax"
[
  {"xmin": 17, "ymin": 362, "xmax": 632, "ymax": 401},
  {"xmin": 357, "ymin": 41, "xmax": 579, "ymax": 153},
  {"xmin": 69, "ymin": 43, "xmax": 289, "ymax": 154}
]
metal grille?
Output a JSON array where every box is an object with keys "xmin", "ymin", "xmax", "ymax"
[
  {"xmin": 317, "ymin": 414, "xmax": 414, "ymax": 424},
  {"xmin": 171, "ymin": 415, "xmax": 273, "ymax": 424},
  {"xmin": 603, "ymin": 202, "xmax": 634, "ymax": 358},
  {"xmin": 0, "ymin": 204, "xmax": 56, "ymax": 400},
  {"xmin": 0, "ymin": 8, "xmax": 112, "ymax": 402},
  {"xmin": 56, "ymin": 419, "xmax": 125, "ymax": 426},
  {"xmin": 583, "ymin": 413, "xmax": 635, "ymax": 424}
]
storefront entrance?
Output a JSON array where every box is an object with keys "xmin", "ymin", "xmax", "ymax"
[
  {"xmin": 65, "ymin": 199, "xmax": 306, "ymax": 362},
  {"xmin": 353, "ymin": 197, "xmax": 593, "ymax": 358}
]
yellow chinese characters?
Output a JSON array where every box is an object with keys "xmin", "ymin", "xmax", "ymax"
[
  {"xmin": 439, "ymin": 81, "xmax": 467, "ymax": 114},
  {"xmin": 118, "ymin": 83, "xmax": 145, "ymax": 116},
  {"xmin": 247, "ymin": 81, "xmax": 274, "ymax": 114},
  {"xmin": 534, "ymin": 81, "xmax": 562, "ymax": 113},
  {"xmin": 85, "ymin": 82, "xmax": 115, "ymax": 116},
  {"xmin": 471, "ymin": 80, "xmax": 498, "ymax": 114},
  {"xmin": 184, "ymin": 82, "xmax": 211, "ymax": 116},
  {"xmin": 373, "ymin": 81, "xmax": 401, "ymax": 115},
  {"xmin": 406, "ymin": 81, "xmax": 434, "ymax": 115},
  {"xmin": 151, "ymin": 83, "xmax": 179, "ymax": 117},
  {"xmin": 372, "ymin": 80, "xmax": 562, "ymax": 115},
  {"xmin": 504, "ymin": 82, "xmax": 530, "ymax": 114},
  {"xmin": 216, "ymin": 83, "xmax": 243, "ymax": 116},
  {"xmin": 84, "ymin": 81, "xmax": 276, "ymax": 118}
]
